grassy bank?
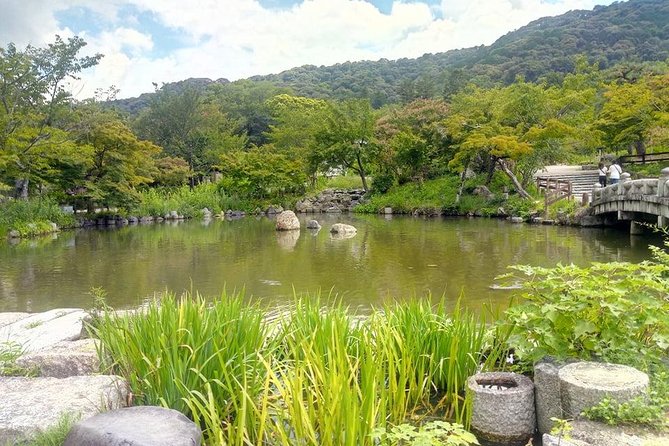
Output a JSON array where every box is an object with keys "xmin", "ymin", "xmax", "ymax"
[
  {"xmin": 0, "ymin": 197, "xmax": 75, "ymax": 238},
  {"xmin": 355, "ymin": 176, "xmax": 541, "ymax": 218}
]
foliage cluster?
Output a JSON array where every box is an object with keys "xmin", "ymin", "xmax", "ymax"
[
  {"xmin": 93, "ymin": 293, "xmax": 505, "ymax": 445},
  {"xmin": 371, "ymin": 420, "xmax": 479, "ymax": 446},
  {"xmin": 500, "ymin": 239, "xmax": 669, "ymax": 370},
  {"xmin": 583, "ymin": 371, "xmax": 669, "ymax": 428},
  {"xmin": 0, "ymin": 197, "xmax": 74, "ymax": 237},
  {"xmin": 128, "ymin": 184, "xmax": 240, "ymax": 218}
]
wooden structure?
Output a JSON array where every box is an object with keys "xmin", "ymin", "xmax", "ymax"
[{"xmin": 619, "ymin": 151, "xmax": 669, "ymax": 165}]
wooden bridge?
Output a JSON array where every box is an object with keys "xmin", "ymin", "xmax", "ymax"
[{"xmin": 590, "ymin": 167, "xmax": 669, "ymax": 232}]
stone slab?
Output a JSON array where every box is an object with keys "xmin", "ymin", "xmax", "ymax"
[
  {"xmin": 569, "ymin": 420, "xmax": 669, "ymax": 446},
  {"xmin": 0, "ymin": 375, "xmax": 128, "ymax": 444},
  {"xmin": 0, "ymin": 313, "xmax": 30, "ymax": 328},
  {"xmin": 64, "ymin": 406, "xmax": 201, "ymax": 446},
  {"xmin": 558, "ymin": 362, "xmax": 649, "ymax": 419},
  {"xmin": 16, "ymin": 339, "xmax": 100, "ymax": 377},
  {"xmin": 0, "ymin": 308, "xmax": 88, "ymax": 353}
]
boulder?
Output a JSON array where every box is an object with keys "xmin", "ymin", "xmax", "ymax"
[
  {"xmin": 64, "ymin": 406, "xmax": 201, "ymax": 446},
  {"xmin": 8, "ymin": 230, "xmax": 20, "ymax": 238},
  {"xmin": 266, "ymin": 205, "xmax": 284, "ymax": 215},
  {"xmin": 0, "ymin": 312, "xmax": 30, "ymax": 328},
  {"xmin": 306, "ymin": 220, "xmax": 321, "ymax": 230},
  {"xmin": 568, "ymin": 419, "xmax": 669, "ymax": 446},
  {"xmin": 275, "ymin": 211, "xmax": 300, "ymax": 231},
  {"xmin": 473, "ymin": 185, "xmax": 493, "ymax": 199},
  {"xmin": 201, "ymin": 207, "xmax": 212, "ymax": 219},
  {"xmin": 0, "ymin": 375, "xmax": 128, "ymax": 444},
  {"xmin": 0, "ymin": 309, "xmax": 87, "ymax": 353},
  {"xmin": 509, "ymin": 216, "xmax": 524, "ymax": 223},
  {"xmin": 330, "ymin": 223, "xmax": 357, "ymax": 235},
  {"xmin": 16, "ymin": 339, "xmax": 100, "ymax": 378},
  {"xmin": 330, "ymin": 223, "xmax": 357, "ymax": 240}
]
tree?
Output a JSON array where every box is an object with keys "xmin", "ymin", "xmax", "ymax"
[
  {"xmin": 75, "ymin": 107, "xmax": 159, "ymax": 209},
  {"xmin": 0, "ymin": 36, "xmax": 102, "ymax": 199},
  {"xmin": 597, "ymin": 74, "xmax": 669, "ymax": 155},
  {"xmin": 313, "ymin": 99, "xmax": 378, "ymax": 191},
  {"xmin": 134, "ymin": 87, "xmax": 246, "ymax": 186}
]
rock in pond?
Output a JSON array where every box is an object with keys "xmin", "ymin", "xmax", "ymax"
[
  {"xmin": 16, "ymin": 339, "xmax": 100, "ymax": 378},
  {"xmin": 329, "ymin": 223, "xmax": 357, "ymax": 239},
  {"xmin": 275, "ymin": 210, "xmax": 300, "ymax": 231},
  {"xmin": 306, "ymin": 219, "xmax": 321, "ymax": 230},
  {"xmin": 64, "ymin": 406, "xmax": 201, "ymax": 446}
]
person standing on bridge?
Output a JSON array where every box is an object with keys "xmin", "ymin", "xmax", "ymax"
[
  {"xmin": 609, "ymin": 160, "xmax": 623, "ymax": 184},
  {"xmin": 598, "ymin": 162, "xmax": 608, "ymax": 186}
]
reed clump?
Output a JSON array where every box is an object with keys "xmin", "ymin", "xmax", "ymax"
[{"xmin": 93, "ymin": 292, "xmax": 504, "ymax": 445}]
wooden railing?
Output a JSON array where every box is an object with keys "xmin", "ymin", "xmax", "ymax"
[
  {"xmin": 619, "ymin": 151, "xmax": 669, "ymax": 165},
  {"xmin": 536, "ymin": 177, "xmax": 572, "ymax": 204}
]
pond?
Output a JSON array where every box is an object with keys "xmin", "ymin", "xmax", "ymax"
[{"xmin": 0, "ymin": 214, "xmax": 660, "ymax": 313}]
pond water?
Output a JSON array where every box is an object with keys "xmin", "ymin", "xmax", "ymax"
[{"xmin": 0, "ymin": 214, "xmax": 660, "ymax": 313}]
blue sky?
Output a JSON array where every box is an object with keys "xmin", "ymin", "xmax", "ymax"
[{"xmin": 0, "ymin": 0, "xmax": 614, "ymax": 99}]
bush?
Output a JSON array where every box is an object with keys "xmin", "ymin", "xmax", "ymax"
[
  {"xmin": 499, "ymin": 238, "xmax": 669, "ymax": 370},
  {"xmin": 0, "ymin": 197, "xmax": 75, "ymax": 237}
]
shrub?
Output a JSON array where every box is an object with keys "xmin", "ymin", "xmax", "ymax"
[{"xmin": 499, "ymin": 238, "xmax": 669, "ymax": 370}]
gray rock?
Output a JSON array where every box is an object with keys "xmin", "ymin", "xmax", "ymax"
[
  {"xmin": 542, "ymin": 433, "xmax": 585, "ymax": 446},
  {"xmin": 128, "ymin": 216, "xmax": 139, "ymax": 224},
  {"xmin": 266, "ymin": 205, "xmax": 284, "ymax": 215},
  {"xmin": 568, "ymin": 419, "xmax": 669, "ymax": 446},
  {"xmin": 330, "ymin": 223, "xmax": 357, "ymax": 240},
  {"xmin": 8, "ymin": 230, "xmax": 20, "ymax": 238},
  {"xmin": 473, "ymin": 185, "xmax": 493, "ymax": 199},
  {"xmin": 201, "ymin": 207, "xmax": 212, "ymax": 218},
  {"xmin": 16, "ymin": 339, "xmax": 100, "ymax": 378},
  {"xmin": 306, "ymin": 220, "xmax": 321, "ymax": 230},
  {"xmin": 509, "ymin": 216, "xmax": 525, "ymax": 223},
  {"xmin": 0, "ymin": 375, "xmax": 128, "ymax": 444},
  {"xmin": 325, "ymin": 205, "xmax": 342, "ymax": 213},
  {"xmin": 0, "ymin": 312, "xmax": 30, "ymax": 328},
  {"xmin": 275, "ymin": 211, "xmax": 300, "ymax": 231},
  {"xmin": 0, "ymin": 309, "xmax": 88, "ymax": 353},
  {"xmin": 535, "ymin": 359, "xmax": 565, "ymax": 434},
  {"xmin": 467, "ymin": 372, "xmax": 536, "ymax": 446},
  {"xmin": 64, "ymin": 406, "xmax": 201, "ymax": 446},
  {"xmin": 559, "ymin": 362, "xmax": 649, "ymax": 419},
  {"xmin": 169, "ymin": 210, "xmax": 179, "ymax": 219}
]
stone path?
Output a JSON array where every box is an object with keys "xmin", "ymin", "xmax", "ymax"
[{"xmin": 0, "ymin": 308, "xmax": 129, "ymax": 444}]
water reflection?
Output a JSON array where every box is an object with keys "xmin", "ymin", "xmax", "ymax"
[{"xmin": 0, "ymin": 215, "xmax": 661, "ymax": 313}]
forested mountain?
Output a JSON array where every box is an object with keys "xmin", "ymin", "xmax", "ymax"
[{"xmin": 251, "ymin": 0, "xmax": 668, "ymax": 105}]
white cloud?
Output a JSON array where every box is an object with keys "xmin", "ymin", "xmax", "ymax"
[{"xmin": 1, "ymin": 0, "xmax": 615, "ymax": 99}]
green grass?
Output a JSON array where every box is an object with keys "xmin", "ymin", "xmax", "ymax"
[
  {"xmin": 8, "ymin": 412, "xmax": 79, "ymax": 446},
  {"xmin": 313, "ymin": 174, "xmax": 365, "ymax": 191},
  {"xmin": 0, "ymin": 197, "xmax": 75, "ymax": 238},
  {"xmin": 129, "ymin": 184, "xmax": 246, "ymax": 217},
  {"xmin": 93, "ymin": 292, "xmax": 503, "ymax": 446}
]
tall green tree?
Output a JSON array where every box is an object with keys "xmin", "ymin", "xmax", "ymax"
[
  {"xmin": 134, "ymin": 87, "xmax": 246, "ymax": 186},
  {"xmin": 0, "ymin": 36, "xmax": 102, "ymax": 198},
  {"xmin": 313, "ymin": 99, "xmax": 378, "ymax": 191}
]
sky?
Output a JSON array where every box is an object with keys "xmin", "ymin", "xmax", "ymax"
[{"xmin": 0, "ymin": 0, "xmax": 616, "ymax": 99}]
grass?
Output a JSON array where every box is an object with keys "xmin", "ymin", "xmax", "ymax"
[
  {"xmin": 15, "ymin": 413, "xmax": 80, "ymax": 446},
  {"xmin": 0, "ymin": 197, "xmax": 75, "ymax": 238},
  {"xmin": 92, "ymin": 291, "xmax": 504, "ymax": 445},
  {"xmin": 313, "ymin": 174, "xmax": 365, "ymax": 191},
  {"xmin": 129, "ymin": 183, "xmax": 246, "ymax": 217}
]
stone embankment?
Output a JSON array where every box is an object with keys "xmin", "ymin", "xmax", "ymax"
[{"xmin": 295, "ymin": 189, "xmax": 366, "ymax": 213}]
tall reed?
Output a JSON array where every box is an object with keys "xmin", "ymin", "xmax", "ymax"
[{"xmin": 93, "ymin": 292, "xmax": 501, "ymax": 445}]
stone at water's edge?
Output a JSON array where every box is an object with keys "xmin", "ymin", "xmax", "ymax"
[
  {"xmin": 0, "ymin": 308, "xmax": 87, "ymax": 353},
  {"xmin": 0, "ymin": 312, "xmax": 30, "ymax": 327},
  {"xmin": 558, "ymin": 361, "xmax": 649, "ymax": 420},
  {"xmin": 64, "ymin": 406, "xmax": 201, "ymax": 446},
  {"xmin": 330, "ymin": 223, "xmax": 357, "ymax": 240},
  {"xmin": 16, "ymin": 338, "xmax": 100, "ymax": 378},
  {"xmin": 275, "ymin": 210, "xmax": 300, "ymax": 231},
  {"xmin": 0, "ymin": 375, "xmax": 128, "ymax": 444},
  {"xmin": 542, "ymin": 433, "xmax": 584, "ymax": 446},
  {"xmin": 306, "ymin": 219, "xmax": 321, "ymax": 230}
]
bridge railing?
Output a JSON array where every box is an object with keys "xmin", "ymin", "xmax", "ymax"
[{"xmin": 591, "ymin": 167, "xmax": 669, "ymax": 203}]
